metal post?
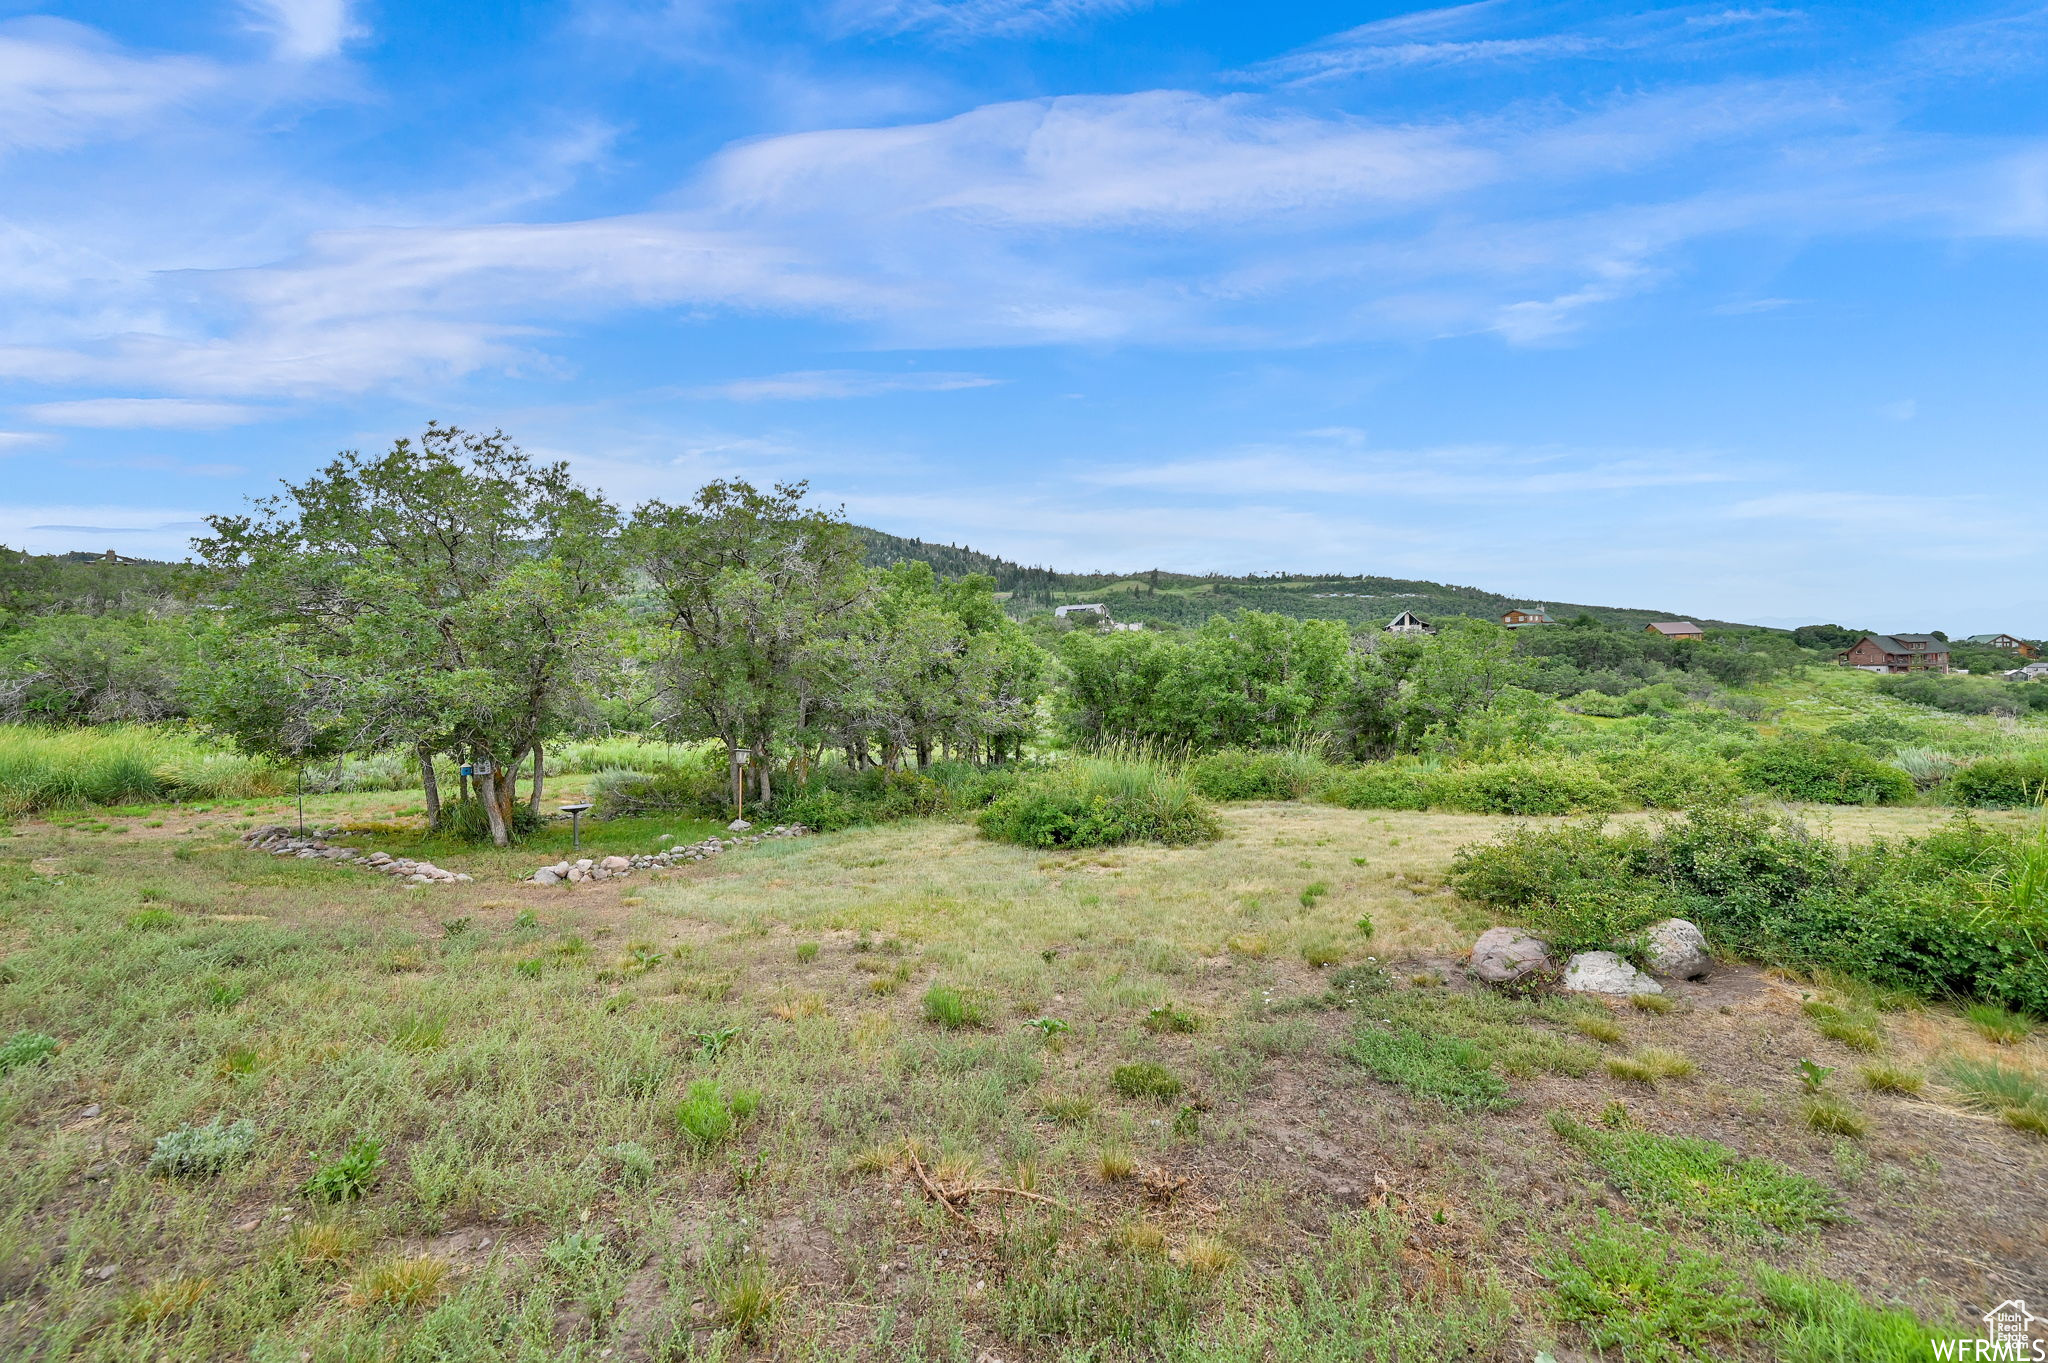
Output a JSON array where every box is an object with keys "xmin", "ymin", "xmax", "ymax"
[{"xmin": 296, "ymin": 765, "xmax": 305, "ymax": 837}]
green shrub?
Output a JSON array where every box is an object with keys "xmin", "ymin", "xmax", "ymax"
[
  {"xmin": 149, "ymin": 1116, "xmax": 258, "ymax": 1178},
  {"xmin": 1187, "ymin": 748, "xmax": 1334, "ymax": 802},
  {"xmin": 1447, "ymin": 819, "xmax": 1659, "ymax": 954},
  {"xmin": 1431, "ymin": 759, "xmax": 1629, "ymax": 816},
  {"xmin": 1110, "ymin": 1062, "xmax": 1184, "ymax": 1100},
  {"xmin": 1591, "ymin": 749, "xmax": 1740, "ymax": 809},
  {"xmin": 303, "ymin": 1137, "xmax": 384, "ymax": 1202},
  {"xmin": 1947, "ymin": 754, "xmax": 2048, "ymax": 809},
  {"xmin": 675, "ymin": 1079, "xmax": 762, "ymax": 1148},
  {"xmin": 1736, "ymin": 735, "xmax": 1914, "ymax": 805},
  {"xmin": 1319, "ymin": 763, "xmax": 1439, "ymax": 812},
  {"xmin": 1550, "ymin": 1114, "xmax": 1843, "ymax": 1239},
  {"xmin": 977, "ymin": 759, "xmax": 1221, "ymax": 849},
  {"xmin": 0, "ymin": 1029, "xmax": 59, "ymax": 1074}
]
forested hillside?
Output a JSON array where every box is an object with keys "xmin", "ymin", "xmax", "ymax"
[{"xmin": 854, "ymin": 527, "xmax": 1754, "ymax": 630}]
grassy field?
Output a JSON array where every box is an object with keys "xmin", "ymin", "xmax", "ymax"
[{"xmin": 1, "ymin": 784, "xmax": 2045, "ymax": 1360}]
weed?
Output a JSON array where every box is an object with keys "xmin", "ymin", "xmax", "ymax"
[
  {"xmin": 795, "ymin": 941, "xmax": 820, "ymax": 963},
  {"xmin": 1354, "ymin": 913, "xmax": 1375, "ymax": 936},
  {"xmin": 922, "ymin": 984, "xmax": 988, "ymax": 1030},
  {"xmin": 544, "ymin": 1230, "xmax": 607, "ymax": 1273},
  {"xmin": 710, "ymin": 1266, "xmax": 785, "ymax": 1340},
  {"xmin": 1143, "ymin": 1005, "xmax": 1201, "ymax": 1034},
  {"xmin": 1301, "ymin": 939, "xmax": 1343, "ymax": 968},
  {"xmin": 603, "ymin": 1140, "xmax": 657, "ymax": 1186},
  {"xmin": 0, "ymin": 1029, "xmax": 59, "ymax": 1074},
  {"xmin": 1860, "ymin": 1064, "xmax": 1924, "ymax": 1096},
  {"xmin": 1551, "ymin": 1114, "xmax": 1844, "ymax": 1240},
  {"xmin": 1224, "ymin": 933, "xmax": 1268, "ymax": 956},
  {"xmin": 512, "ymin": 909, "xmax": 539, "ymax": 929},
  {"xmin": 1575, "ymin": 1015, "xmax": 1625, "ymax": 1045},
  {"xmin": 149, "ymin": 1116, "xmax": 257, "ymax": 1178},
  {"xmin": 1757, "ymin": 1268, "xmax": 1943, "ymax": 1362},
  {"xmin": 1044, "ymin": 1094, "xmax": 1095, "ymax": 1125},
  {"xmin": 1629, "ymin": 993, "xmax": 1675, "ymax": 1015},
  {"xmin": 692, "ymin": 1024, "xmax": 742, "ymax": 1059},
  {"xmin": 121, "ymin": 1275, "xmax": 216, "ymax": 1326},
  {"xmin": 290, "ymin": 1221, "xmax": 369, "ymax": 1268},
  {"xmin": 1111, "ymin": 1062, "xmax": 1184, "ymax": 1101},
  {"xmin": 1604, "ymin": 1047, "xmax": 1696, "ymax": 1086},
  {"xmin": 391, "ymin": 1011, "xmax": 448, "ymax": 1051},
  {"xmin": 1299, "ymin": 881, "xmax": 1330, "ymax": 908},
  {"xmin": 1963, "ymin": 1001, "xmax": 2034, "ymax": 1046},
  {"xmin": 675, "ymin": 1079, "xmax": 761, "ymax": 1149},
  {"xmin": 302, "ymin": 1137, "xmax": 384, "ymax": 1203},
  {"xmin": 514, "ymin": 958, "xmax": 544, "ymax": 979},
  {"xmin": 1097, "ymin": 1147, "xmax": 1136, "ymax": 1181},
  {"xmin": 1796, "ymin": 1059, "xmax": 1835, "ymax": 1092},
  {"xmin": 127, "ymin": 907, "xmax": 178, "ymax": 931},
  {"xmin": 1178, "ymin": 1235, "xmax": 1237, "ymax": 1274},
  {"xmin": 1344, "ymin": 1023, "xmax": 1513, "ymax": 1113},
  {"xmin": 1803, "ymin": 1000, "xmax": 1884, "ymax": 1052},
  {"xmin": 1026, "ymin": 1016, "xmax": 1071, "ymax": 1040},
  {"xmin": 1943, "ymin": 1058, "xmax": 2048, "ymax": 1138},
  {"xmin": 344, "ymin": 1255, "xmax": 451, "ymax": 1310},
  {"xmin": 1803, "ymin": 1097, "xmax": 1870, "ymax": 1137},
  {"xmin": 440, "ymin": 916, "xmax": 472, "ymax": 936},
  {"xmin": 1544, "ymin": 1217, "xmax": 1761, "ymax": 1362},
  {"xmin": 1599, "ymin": 1100, "xmax": 1632, "ymax": 1129}
]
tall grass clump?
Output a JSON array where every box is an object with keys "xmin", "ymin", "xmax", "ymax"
[
  {"xmin": 0, "ymin": 724, "xmax": 284, "ymax": 816},
  {"xmin": 1186, "ymin": 747, "xmax": 1335, "ymax": 802},
  {"xmin": 977, "ymin": 756, "xmax": 1221, "ymax": 849}
]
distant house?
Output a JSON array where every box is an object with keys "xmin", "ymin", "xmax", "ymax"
[
  {"xmin": 1963, "ymin": 632, "xmax": 2039, "ymax": 658},
  {"xmin": 1645, "ymin": 621, "xmax": 1705, "ymax": 641},
  {"xmin": 1837, "ymin": 634, "xmax": 1952, "ymax": 674},
  {"xmin": 2005, "ymin": 661, "xmax": 2048, "ymax": 681},
  {"xmin": 1501, "ymin": 606, "xmax": 1554, "ymax": 628},
  {"xmin": 1385, "ymin": 610, "xmax": 1434, "ymax": 635},
  {"xmin": 1053, "ymin": 603, "xmax": 1141, "ymax": 632},
  {"xmin": 97, "ymin": 548, "xmax": 148, "ymax": 566}
]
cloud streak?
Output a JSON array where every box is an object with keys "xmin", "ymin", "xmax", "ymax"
[{"xmin": 684, "ymin": 369, "xmax": 1002, "ymax": 400}]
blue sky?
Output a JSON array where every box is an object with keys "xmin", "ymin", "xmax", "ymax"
[{"xmin": 3, "ymin": 1, "xmax": 2046, "ymax": 630}]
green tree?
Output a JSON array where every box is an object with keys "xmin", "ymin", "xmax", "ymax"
[
  {"xmin": 195, "ymin": 425, "xmax": 621, "ymax": 845},
  {"xmin": 1343, "ymin": 618, "xmax": 1541, "ymax": 757},
  {"xmin": 626, "ymin": 480, "xmax": 866, "ymax": 807}
]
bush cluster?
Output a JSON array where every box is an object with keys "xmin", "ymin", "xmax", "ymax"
[
  {"xmin": 1947, "ymin": 754, "xmax": 2048, "ymax": 809},
  {"xmin": 1322, "ymin": 759, "xmax": 1629, "ymax": 816},
  {"xmin": 1451, "ymin": 807, "xmax": 2048, "ymax": 1015},
  {"xmin": 1734, "ymin": 736, "xmax": 1913, "ymax": 805},
  {"xmin": 1186, "ymin": 748, "xmax": 1335, "ymax": 802},
  {"xmin": 977, "ymin": 758, "xmax": 1222, "ymax": 849}
]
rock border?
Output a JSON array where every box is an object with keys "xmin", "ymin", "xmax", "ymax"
[
  {"xmin": 240, "ymin": 827, "xmax": 472, "ymax": 884},
  {"xmin": 528, "ymin": 824, "xmax": 810, "ymax": 885}
]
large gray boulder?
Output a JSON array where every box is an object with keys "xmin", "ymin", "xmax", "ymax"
[
  {"xmin": 1470, "ymin": 928, "xmax": 1554, "ymax": 986},
  {"xmin": 1642, "ymin": 919, "xmax": 1711, "ymax": 980},
  {"xmin": 532, "ymin": 867, "xmax": 560, "ymax": 886},
  {"xmin": 1562, "ymin": 951, "xmax": 1663, "ymax": 996}
]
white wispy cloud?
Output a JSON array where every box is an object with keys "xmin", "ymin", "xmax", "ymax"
[
  {"xmin": 826, "ymin": 0, "xmax": 1153, "ymax": 40},
  {"xmin": 238, "ymin": 0, "xmax": 361, "ymax": 61},
  {"xmin": 0, "ymin": 17, "xmax": 220, "ymax": 157},
  {"xmin": 0, "ymin": 506, "xmax": 212, "ymax": 557},
  {"xmin": 685, "ymin": 369, "xmax": 1001, "ymax": 400},
  {"xmin": 20, "ymin": 398, "xmax": 272, "ymax": 428},
  {"xmin": 0, "ymin": 430, "xmax": 51, "ymax": 450}
]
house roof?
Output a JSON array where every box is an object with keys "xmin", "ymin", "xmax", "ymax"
[
  {"xmin": 1962, "ymin": 633, "xmax": 2019, "ymax": 644},
  {"xmin": 1856, "ymin": 634, "xmax": 1948, "ymax": 653},
  {"xmin": 1646, "ymin": 621, "xmax": 1703, "ymax": 635},
  {"xmin": 1387, "ymin": 610, "xmax": 1429, "ymax": 627},
  {"xmin": 1053, "ymin": 603, "xmax": 1108, "ymax": 616}
]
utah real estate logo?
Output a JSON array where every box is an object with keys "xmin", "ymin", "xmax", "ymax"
[{"xmin": 1931, "ymin": 1300, "xmax": 2047, "ymax": 1360}]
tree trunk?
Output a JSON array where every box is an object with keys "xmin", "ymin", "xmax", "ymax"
[
  {"xmin": 755, "ymin": 753, "xmax": 772, "ymax": 810},
  {"xmin": 480, "ymin": 767, "xmax": 511, "ymax": 847},
  {"xmin": 418, "ymin": 746, "xmax": 442, "ymax": 829},
  {"xmin": 528, "ymin": 742, "xmax": 545, "ymax": 816}
]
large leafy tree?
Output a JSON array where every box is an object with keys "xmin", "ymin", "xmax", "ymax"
[
  {"xmin": 195, "ymin": 425, "xmax": 621, "ymax": 845},
  {"xmin": 1054, "ymin": 610, "xmax": 1349, "ymax": 752},
  {"xmin": 818, "ymin": 562, "xmax": 1044, "ymax": 769},
  {"xmin": 1342, "ymin": 618, "xmax": 1540, "ymax": 757},
  {"xmin": 626, "ymin": 480, "xmax": 866, "ymax": 807}
]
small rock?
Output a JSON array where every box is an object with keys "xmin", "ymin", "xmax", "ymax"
[
  {"xmin": 728, "ymin": 818, "xmax": 752, "ymax": 832},
  {"xmin": 78, "ymin": 1103, "xmax": 101, "ymax": 1119},
  {"xmin": 90, "ymin": 1265, "xmax": 117, "ymax": 1281},
  {"xmin": 549, "ymin": 862, "xmax": 571, "ymax": 877},
  {"xmin": 599, "ymin": 855, "xmax": 631, "ymax": 872},
  {"xmin": 1562, "ymin": 950, "xmax": 1663, "ymax": 996},
  {"xmin": 1469, "ymin": 927, "xmax": 1553, "ymax": 986},
  {"xmin": 1642, "ymin": 918, "xmax": 1711, "ymax": 980}
]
